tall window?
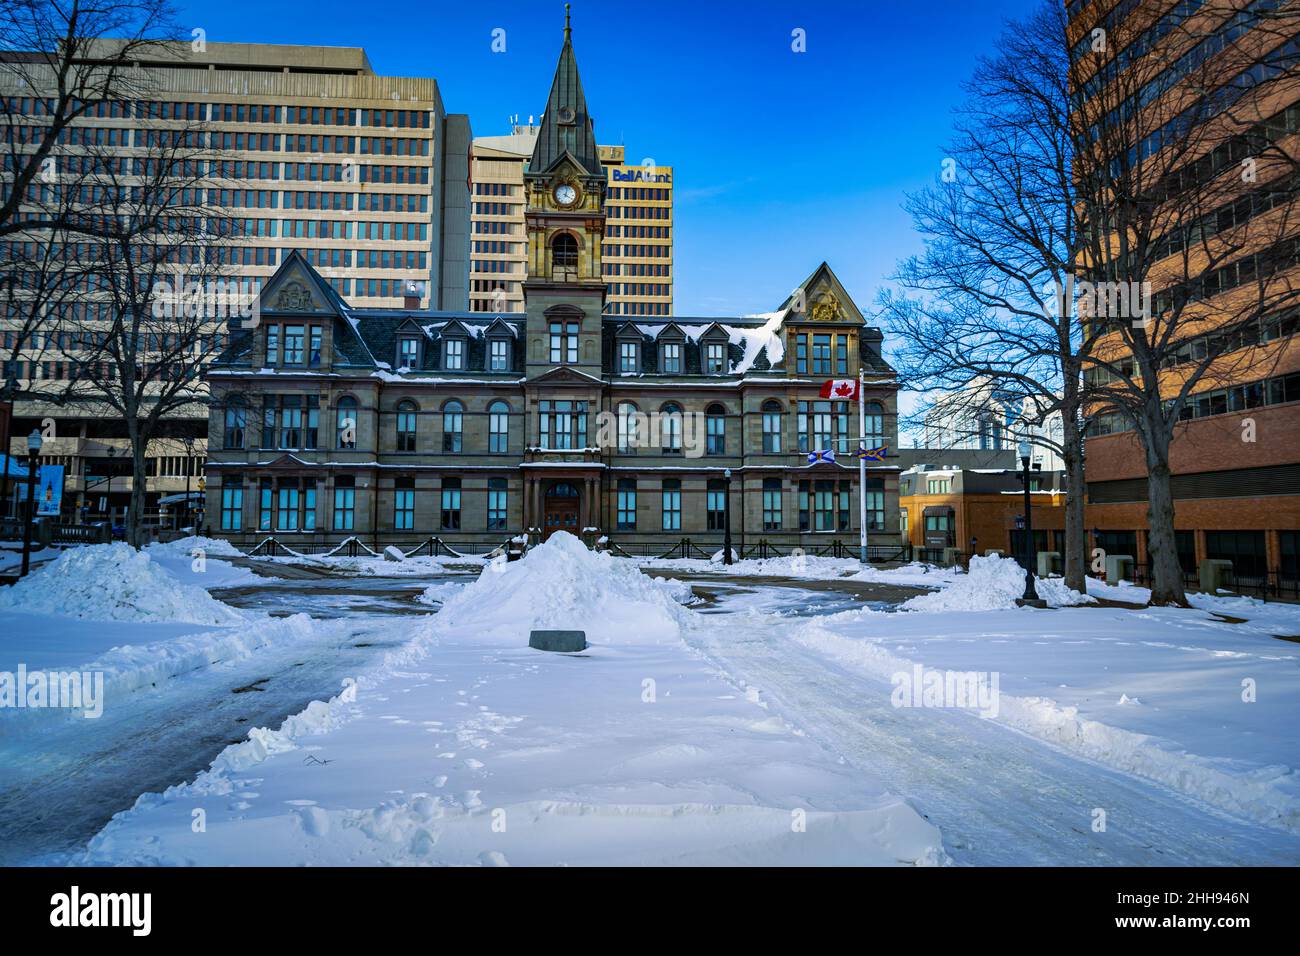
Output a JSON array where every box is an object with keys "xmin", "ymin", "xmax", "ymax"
[
  {"xmin": 276, "ymin": 482, "xmax": 300, "ymax": 530},
  {"xmin": 762, "ymin": 478, "xmax": 782, "ymax": 531},
  {"xmin": 812, "ymin": 333, "xmax": 831, "ymax": 375},
  {"xmin": 660, "ymin": 341, "xmax": 682, "ymax": 374},
  {"xmin": 619, "ymin": 340, "xmax": 639, "ymax": 374},
  {"xmin": 394, "ymin": 477, "xmax": 414, "ymax": 530},
  {"xmin": 489, "ymin": 338, "xmax": 509, "ymax": 371},
  {"xmin": 799, "ymin": 480, "xmax": 851, "ymax": 532},
  {"xmin": 704, "ymin": 341, "xmax": 726, "ymax": 374},
  {"xmin": 443, "ymin": 338, "xmax": 465, "ymax": 370},
  {"xmin": 396, "ymin": 400, "xmax": 417, "ymax": 452},
  {"xmin": 661, "ymin": 402, "xmax": 682, "ymax": 455},
  {"xmin": 488, "ymin": 401, "xmax": 509, "ymax": 453},
  {"xmin": 442, "ymin": 400, "xmax": 463, "ymax": 452},
  {"xmin": 549, "ymin": 321, "xmax": 579, "ymax": 364},
  {"xmin": 260, "ymin": 395, "xmax": 316, "ymax": 450},
  {"xmin": 617, "ymin": 402, "xmax": 641, "ymax": 453},
  {"xmin": 440, "ymin": 477, "xmax": 461, "ymax": 530},
  {"xmin": 398, "ymin": 337, "xmax": 419, "ymax": 369},
  {"xmin": 259, "ymin": 478, "xmax": 273, "ymax": 531},
  {"xmin": 706, "ymin": 479, "xmax": 727, "ymax": 531},
  {"xmin": 798, "ymin": 400, "xmax": 848, "ymax": 453},
  {"xmin": 275, "ymin": 324, "xmax": 301, "ymax": 365},
  {"xmin": 220, "ymin": 476, "xmax": 243, "ymax": 530},
  {"xmin": 617, "ymin": 478, "xmax": 637, "ymax": 530},
  {"xmin": 333, "ymin": 476, "xmax": 355, "ymax": 530},
  {"xmin": 661, "ymin": 479, "xmax": 681, "ymax": 531},
  {"xmin": 266, "ymin": 325, "xmax": 279, "ymax": 364},
  {"xmin": 223, "ymin": 395, "xmax": 247, "ymax": 449},
  {"xmin": 336, "ymin": 396, "xmax": 357, "ymax": 449},
  {"xmin": 705, "ymin": 404, "xmax": 726, "ymax": 455},
  {"xmin": 487, "ymin": 477, "xmax": 507, "ymax": 530},
  {"xmin": 552, "ymin": 232, "xmax": 579, "ymax": 268},
  {"xmin": 762, "ymin": 400, "xmax": 782, "ymax": 453},
  {"xmin": 864, "ymin": 478, "xmax": 885, "ymax": 532},
  {"xmin": 539, "ymin": 400, "xmax": 587, "ymax": 449},
  {"xmin": 864, "ymin": 401, "xmax": 885, "ymax": 446}
]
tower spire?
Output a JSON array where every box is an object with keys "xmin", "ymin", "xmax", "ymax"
[{"xmin": 528, "ymin": 1, "xmax": 600, "ymax": 176}]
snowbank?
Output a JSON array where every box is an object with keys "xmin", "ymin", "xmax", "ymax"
[
  {"xmin": 0, "ymin": 543, "xmax": 242, "ymax": 625},
  {"xmin": 791, "ymin": 597, "xmax": 1300, "ymax": 834},
  {"xmin": 900, "ymin": 554, "xmax": 1088, "ymax": 612},
  {"xmin": 430, "ymin": 532, "xmax": 694, "ymax": 645}
]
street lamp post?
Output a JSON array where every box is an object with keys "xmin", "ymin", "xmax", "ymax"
[
  {"xmin": 1016, "ymin": 440, "xmax": 1044, "ymax": 607},
  {"xmin": 20, "ymin": 429, "xmax": 43, "ymax": 577},
  {"xmin": 722, "ymin": 467, "xmax": 733, "ymax": 566}
]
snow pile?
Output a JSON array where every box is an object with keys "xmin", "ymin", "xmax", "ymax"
[
  {"xmin": 0, "ymin": 543, "xmax": 242, "ymax": 625},
  {"xmin": 429, "ymin": 531, "xmax": 694, "ymax": 645},
  {"xmin": 900, "ymin": 554, "xmax": 1088, "ymax": 612},
  {"xmin": 147, "ymin": 535, "xmax": 244, "ymax": 559}
]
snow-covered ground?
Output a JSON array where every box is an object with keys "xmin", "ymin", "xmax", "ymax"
[
  {"xmin": 3, "ymin": 535, "xmax": 1298, "ymax": 866},
  {"xmin": 76, "ymin": 535, "xmax": 945, "ymax": 866}
]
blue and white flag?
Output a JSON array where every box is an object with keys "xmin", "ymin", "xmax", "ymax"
[{"xmin": 807, "ymin": 449, "xmax": 836, "ymax": 465}]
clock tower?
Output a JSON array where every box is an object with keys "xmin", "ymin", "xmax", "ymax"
[{"xmin": 523, "ymin": 5, "xmax": 607, "ymax": 378}]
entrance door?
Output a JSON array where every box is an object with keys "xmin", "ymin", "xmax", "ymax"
[{"xmin": 542, "ymin": 482, "xmax": 580, "ymax": 540}]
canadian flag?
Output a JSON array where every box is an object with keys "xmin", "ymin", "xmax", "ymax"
[{"xmin": 819, "ymin": 379, "xmax": 859, "ymax": 400}]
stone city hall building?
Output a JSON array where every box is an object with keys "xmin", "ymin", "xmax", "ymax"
[{"xmin": 203, "ymin": 18, "xmax": 901, "ymax": 554}]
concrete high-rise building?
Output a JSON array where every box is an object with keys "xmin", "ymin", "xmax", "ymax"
[
  {"xmin": 0, "ymin": 40, "xmax": 471, "ymax": 524},
  {"xmin": 470, "ymin": 127, "xmax": 672, "ymax": 316}
]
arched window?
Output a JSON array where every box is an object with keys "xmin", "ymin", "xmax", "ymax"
[
  {"xmin": 442, "ymin": 399, "xmax": 464, "ymax": 453},
  {"xmin": 617, "ymin": 401, "xmax": 641, "ymax": 453},
  {"xmin": 396, "ymin": 399, "xmax": 417, "ymax": 452},
  {"xmin": 705, "ymin": 403, "xmax": 726, "ymax": 455},
  {"xmin": 552, "ymin": 232, "xmax": 578, "ymax": 269},
  {"xmin": 223, "ymin": 394, "xmax": 247, "ymax": 449},
  {"xmin": 762, "ymin": 400, "xmax": 783, "ymax": 454},
  {"xmin": 336, "ymin": 396, "xmax": 357, "ymax": 449},
  {"xmin": 488, "ymin": 400, "xmax": 509, "ymax": 454},
  {"xmin": 660, "ymin": 402, "xmax": 682, "ymax": 455},
  {"xmin": 864, "ymin": 402, "xmax": 885, "ymax": 446}
]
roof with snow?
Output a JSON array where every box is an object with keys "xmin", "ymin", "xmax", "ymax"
[{"xmin": 212, "ymin": 252, "xmax": 894, "ymax": 380}]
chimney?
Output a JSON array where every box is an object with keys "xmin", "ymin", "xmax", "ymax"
[{"xmin": 403, "ymin": 293, "xmax": 421, "ymax": 310}]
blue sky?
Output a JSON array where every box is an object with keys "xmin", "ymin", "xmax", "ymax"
[{"xmin": 177, "ymin": 0, "xmax": 1035, "ymax": 318}]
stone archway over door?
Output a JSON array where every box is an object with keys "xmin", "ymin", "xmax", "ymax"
[{"xmin": 543, "ymin": 482, "xmax": 581, "ymax": 540}]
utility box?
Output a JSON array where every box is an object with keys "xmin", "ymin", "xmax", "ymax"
[
  {"xmin": 1037, "ymin": 551, "xmax": 1062, "ymax": 577},
  {"xmin": 1199, "ymin": 558, "xmax": 1233, "ymax": 593},
  {"xmin": 942, "ymin": 547, "xmax": 962, "ymax": 567},
  {"xmin": 529, "ymin": 630, "xmax": 587, "ymax": 653},
  {"xmin": 1105, "ymin": 554, "xmax": 1134, "ymax": 585}
]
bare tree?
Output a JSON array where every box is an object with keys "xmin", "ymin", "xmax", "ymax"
[
  {"xmin": 1074, "ymin": 0, "xmax": 1300, "ymax": 604},
  {"xmin": 881, "ymin": 1, "xmax": 1095, "ymax": 593},
  {"xmin": 47, "ymin": 116, "xmax": 237, "ymax": 546}
]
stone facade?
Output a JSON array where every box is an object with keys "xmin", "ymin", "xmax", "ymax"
[{"xmin": 203, "ymin": 21, "xmax": 902, "ymax": 556}]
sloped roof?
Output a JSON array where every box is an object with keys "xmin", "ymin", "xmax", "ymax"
[{"xmin": 528, "ymin": 9, "xmax": 601, "ymax": 177}]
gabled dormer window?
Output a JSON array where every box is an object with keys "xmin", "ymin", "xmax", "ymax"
[
  {"xmin": 659, "ymin": 339, "xmax": 682, "ymax": 374},
  {"xmin": 618, "ymin": 339, "xmax": 640, "ymax": 374},
  {"xmin": 397, "ymin": 336, "xmax": 420, "ymax": 371},
  {"xmin": 488, "ymin": 336, "xmax": 511, "ymax": 371},
  {"xmin": 442, "ymin": 337, "xmax": 466, "ymax": 371},
  {"xmin": 704, "ymin": 341, "xmax": 727, "ymax": 374}
]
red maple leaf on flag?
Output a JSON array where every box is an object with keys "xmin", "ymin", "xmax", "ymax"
[{"xmin": 833, "ymin": 382, "xmax": 854, "ymax": 397}]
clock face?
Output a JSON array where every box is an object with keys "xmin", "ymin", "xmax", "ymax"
[{"xmin": 554, "ymin": 184, "xmax": 577, "ymax": 206}]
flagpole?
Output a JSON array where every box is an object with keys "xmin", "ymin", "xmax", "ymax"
[{"xmin": 858, "ymin": 367, "xmax": 868, "ymax": 564}]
